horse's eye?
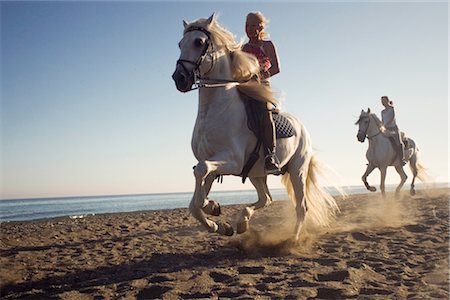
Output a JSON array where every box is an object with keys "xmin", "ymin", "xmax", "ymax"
[{"xmin": 194, "ymin": 38, "xmax": 204, "ymax": 47}]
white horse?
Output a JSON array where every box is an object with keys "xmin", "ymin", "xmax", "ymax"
[
  {"xmin": 172, "ymin": 14, "xmax": 339, "ymax": 241},
  {"xmin": 356, "ymin": 108, "xmax": 427, "ymax": 197}
]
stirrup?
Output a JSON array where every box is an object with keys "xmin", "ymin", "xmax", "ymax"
[{"xmin": 264, "ymin": 155, "xmax": 281, "ymax": 175}]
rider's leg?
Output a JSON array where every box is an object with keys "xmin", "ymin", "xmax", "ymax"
[
  {"xmin": 260, "ymin": 102, "xmax": 280, "ymax": 174},
  {"xmin": 395, "ymin": 131, "xmax": 406, "ymax": 164}
]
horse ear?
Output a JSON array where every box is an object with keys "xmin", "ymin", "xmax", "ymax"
[
  {"xmin": 183, "ymin": 20, "xmax": 188, "ymax": 29},
  {"xmin": 206, "ymin": 13, "xmax": 216, "ymax": 25},
  {"xmin": 367, "ymin": 107, "xmax": 371, "ymax": 113}
]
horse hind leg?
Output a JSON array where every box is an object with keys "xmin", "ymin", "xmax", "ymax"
[
  {"xmin": 236, "ymin": 176, "xmax": 272, "ymax": 234},
  {"xmin": 291, "ymin": 173, "xmax": 307, "ymax": 242},
  {"xmin": 409, "ymin": 154, "xmax": 418, "ymax": 196},
  {"xmin": 282, "ymin": 157, "xmax": 308, "ymax": 242},
  {"xmin": 394, "ymin": 165, "xmax": 407, "ymax": 197}
]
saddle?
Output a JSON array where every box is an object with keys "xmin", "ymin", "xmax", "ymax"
[
  {"xmin": 387, "ymin": 135, "xmax": 414, "ymax": 165},
  {"xmin": 240, "ymin": 94, "xmax": 296, "ymax": 182},
  {"xmin": 243, "ymin": 95, "xmax": 296, "ymax": 139}
]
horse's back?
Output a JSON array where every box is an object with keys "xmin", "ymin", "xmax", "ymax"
[{"xmin": 278, "ymin": 112, "xmax": 313, "ymax": 161}]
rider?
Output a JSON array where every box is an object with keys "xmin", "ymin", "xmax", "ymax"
[
  {"xmin": 242, "ymin": 11, "xmax": 281, "ymax": 174},
  {"xmin": 381, "ymin": 96, "xmax": 407, "ymax": 165}
]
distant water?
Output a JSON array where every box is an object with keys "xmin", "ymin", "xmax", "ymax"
[{"xmin": 0, "ymin": 184, "xmax": 446, "ymax": 222}]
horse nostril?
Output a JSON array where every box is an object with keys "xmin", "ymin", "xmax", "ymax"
[{"xmin": 172, "ymin": 70, "xmax": 185, "ymax": 84}]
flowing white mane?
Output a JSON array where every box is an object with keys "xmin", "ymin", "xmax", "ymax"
[{"xmin": 184, "ymin": 17, "xmax": 278, "ymax": 105}]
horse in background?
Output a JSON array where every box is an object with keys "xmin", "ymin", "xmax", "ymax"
[
  {"xmin": 356, "ymin": 108, "xmax": 428, "ymax": 196},
  {"xmin": 172, "ymin": 14, "xmax": 340, "ymax": 242}
]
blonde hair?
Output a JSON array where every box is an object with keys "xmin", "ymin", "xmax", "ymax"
[
  {"xmin": 246, "ymin": 11, "xmax": 269, "ymax": 40},
  {"xmin": 183, "ymin": 15, "xmax": 278, "ymax": 105}
]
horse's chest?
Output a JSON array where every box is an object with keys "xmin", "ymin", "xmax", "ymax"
[{"xmin": 191, "ymin": 117, "xmax": 233, "ymax": 159}]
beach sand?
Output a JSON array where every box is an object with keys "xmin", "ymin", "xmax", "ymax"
[{"xmin": 1, "ymin": 188, "xmax": 448, "ymax": 299}]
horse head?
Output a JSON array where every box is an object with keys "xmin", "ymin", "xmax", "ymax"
[
  {"xmin": 172, "ymin": 14, "xmax": 216, "ymax": 92},
  {"xmin": 355, "ymin": 108, "xmax": 371, "ymax": 142}
]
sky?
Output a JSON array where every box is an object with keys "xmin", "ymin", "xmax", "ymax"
[{"xmin": 1, "ymin": 1, "xmax": 448, "ymax": 200}]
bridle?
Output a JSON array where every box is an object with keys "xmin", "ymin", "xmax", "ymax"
[
  {"xmin": 176, "ymin": 26, "xmax": 214, "ymax": 79},
  {"xmin": 358, "ymin": 115, "xmax": 381, "ymax": 140},
  {"xmin": 175, "ymin": 26, "xmax": 248, "ymax": 91}
]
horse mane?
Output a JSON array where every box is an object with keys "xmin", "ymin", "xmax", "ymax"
[
  {"xmin": 355, "ymin": 111, "xmax": 385, "ymax": 131},
  {"xmin": 185, "ymin": 17, "xmax": 279, "ymax": 106},
  {"xmin": 369, "ymin": 113, "xmax": 385, "ymax": 131}
]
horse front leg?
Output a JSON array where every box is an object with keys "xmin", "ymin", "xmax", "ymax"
[
  {"xmin": 379, "ymin": 166, "xmax": 387, "ymax": 198},
  {"xmin": 362, "ymin": 163, "xmax": 377, "ymax": 192},
  {"xmin": 190, "ymin": 160, "xmax": 236, "ymax": 236},
  {"xmin": 236, "ymin": 176, "xmax": 272, "ymax": 234},
  {"xmin": 394, "ymin": 165, "xmax": 408, "ymax": 197},
  {"xmin": 200, "ymin": 174, "xmax": 221, "ymax": 216}
]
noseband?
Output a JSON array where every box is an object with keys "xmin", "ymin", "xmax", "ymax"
[
  {"xmin": 176, "ymin": 26, "xmax": 215, "ymax": 79},
  {"xmin": 176, "ymin": 26, "xmax": 248, "ymax": 91}
]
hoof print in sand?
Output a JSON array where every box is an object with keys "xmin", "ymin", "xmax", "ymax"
[
  {"xmin": 137, "ymin": 285, "xmax": 171, "ymax": 299},
  {"xmin": 209, "ymin": 271, "xmax": 234, "ymax": 283},
  {"xmin": 360, "ymin": 287, "xmax": 393, "ymax": 295},
  {"xmin": 149, "ymin": 275, "xmax": 173, "ymax": 283},
  {"xmin": 238, "ymin": 266, "xmax": 265, "ymax": 274},
  {"xmin": 404, "ymin": 224, "xmax": 428, "ymax": 233},
  {"xmin": 316, "ymin": 287, "xmax": 344, "ymax": 299},
  {"xmin": 350, "ymin": 231, "xmax": 373, "ymax": 241},
  {"xmin": 316, "ymin": 270, "xmax": 350, "ymax": 282}
]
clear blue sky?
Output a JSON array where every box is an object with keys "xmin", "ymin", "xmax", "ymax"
[{"xmin": 1, "ymin": 1, "xmax": 448, "ymax": 199}]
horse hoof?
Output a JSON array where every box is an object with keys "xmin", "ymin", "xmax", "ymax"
[
  {"xmin": 410, "ymin": 189, "xmax": 416, "ymax": 196},
  {"xmin": 218, "ymin": 222, "xmax": 234, "ymax": 236},
  {"xmin": 209, "ymin": 200, "xmax": 221, "ymax": 216},
  {"xmin": 369, "ymin": 187, "xmax": 376, "ymax": 192},
  {"xmin": 236, "ymin": 221, "xmax": 249, "ymax": 234}
]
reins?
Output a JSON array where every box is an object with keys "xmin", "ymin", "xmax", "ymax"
[
  {"xmin": 177, "ymin": 26, "xmax": 251, "ymax": 91},
  {"xmin": 363, "ymin": 115, "xmax": 382, "ymax": 140},
  {"xmin": 367, "ymin": 130, "xmax": 381, "ymax": 139}
]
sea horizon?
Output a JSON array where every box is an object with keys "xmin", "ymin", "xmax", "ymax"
[{"xmin": 1, "ymin": 182, "xmax": 448, "ymax": 222}]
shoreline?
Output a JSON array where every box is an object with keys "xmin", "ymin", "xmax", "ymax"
[
  {"xmin": 2, "ymin": 182, "xmax": 448, "ymax": 202},
  {"xmin": 2, "ymin": 185, "xmax": 448, "ymax": 224},
  {"xmin": 1, "ymin": 188, "xmax": 449, "ymax": 299}
]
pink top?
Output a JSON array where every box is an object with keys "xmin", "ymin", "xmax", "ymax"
[{"xmin": 243, "ymin": 43, "xmax": 271, "ymax": 74}]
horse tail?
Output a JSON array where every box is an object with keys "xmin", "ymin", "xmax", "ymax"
[
  {"xmin": 282, "ymin": 154, "xmax": 341, "ymax": 228},
  {"xmin": 304, "ymin": 155, "xmax": 341, "ymax": 227},
  {"xmin": 410, "ymin": 145, "xmax": 431, "ymax": 182},
  {"xmin": 416, "ymin": 162, "xmax": 430, "ymax": 182}
]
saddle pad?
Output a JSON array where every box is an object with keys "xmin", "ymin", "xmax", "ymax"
[{"xmin": 273, "ymin": 113, "xmax": 296, "ymax": 138}]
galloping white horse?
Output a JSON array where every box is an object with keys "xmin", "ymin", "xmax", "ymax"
[
  {"xmin": 356, "ymin": 108, "xmax": 427, "ymax": 196},
  {"xmin": 172, "ymin": 14, "xmax": 339, "ymax": 241}
]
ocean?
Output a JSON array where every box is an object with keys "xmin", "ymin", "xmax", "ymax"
[{"xmin": 0, "ymin": 184, "xmax": 445, "ymax": 222}]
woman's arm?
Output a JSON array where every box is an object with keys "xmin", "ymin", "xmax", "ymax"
[{"xmin": 264, "ymin": 40, "xmax": 280, "ymax": 77}]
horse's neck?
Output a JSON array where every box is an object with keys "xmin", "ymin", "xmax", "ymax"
[
  {"xmin": 193, "ymin": 60, "xmax": 248, "ymax": 159},
  {"xmin": 197, "ymin": 86, "xmax": 243, "ymax": 125},
  {"xmin": 197, "ymin": 56, "xmax": 242, "ymax": 120},
  {"xmin": 367, "ymin": 115, "xmax": 382, "ymax": 138}
]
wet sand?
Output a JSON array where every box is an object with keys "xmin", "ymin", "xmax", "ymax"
[{"xmin": 1, "ymin": 188, "xmax": 448, "ymax": 299}]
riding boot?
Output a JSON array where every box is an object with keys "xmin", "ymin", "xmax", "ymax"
[
  {"xmin": 261, "ymin": 107, "xmax": 280, "ymax": 174},
  {"xmin": 400, "ymin": 144, "xmax": 407, "ymax": 166},
  {"xmin": 396, "ymin": 138, "xmax": 407, "ymax": 165}
]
